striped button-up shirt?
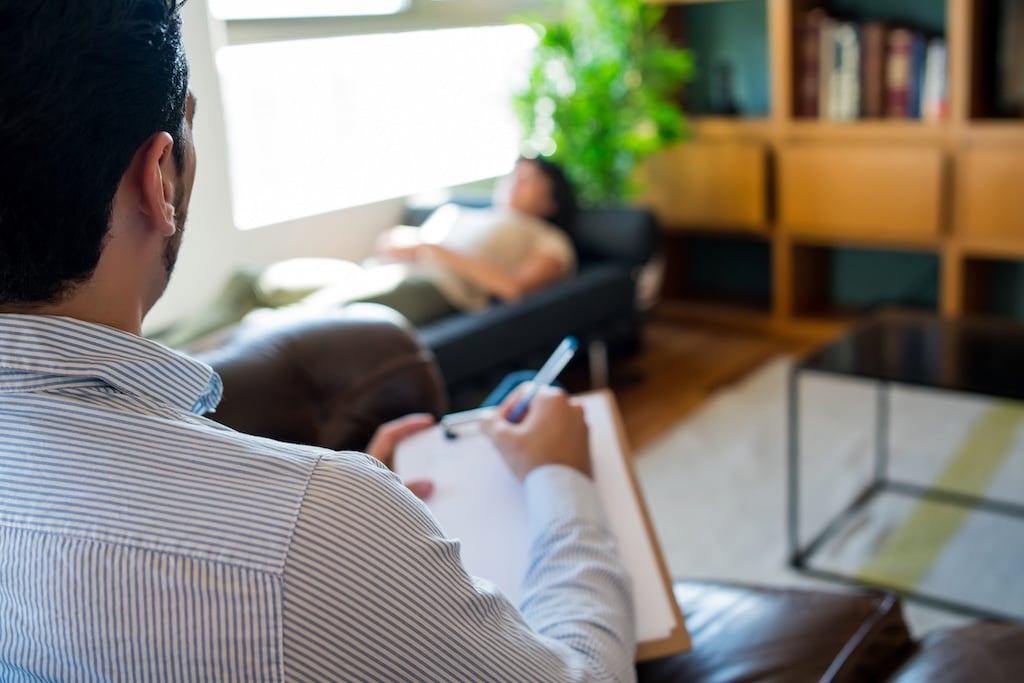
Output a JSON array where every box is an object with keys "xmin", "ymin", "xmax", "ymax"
[{"xmin": 0, "ymin": 314, "xmax": 635, "ymax": 682}]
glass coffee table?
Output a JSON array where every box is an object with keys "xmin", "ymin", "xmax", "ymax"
[{"xmin": 788, "ymin": 310, "xmax": 1024, "ymax": 620}]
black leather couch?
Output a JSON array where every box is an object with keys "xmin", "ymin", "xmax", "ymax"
[
  {"xmin": 199, "ymin": 307, "xmax": 1024, "ymax": 681},
  {"xmin": 403, "ymin": 205, "xmax": 659, "ymax": 408}
]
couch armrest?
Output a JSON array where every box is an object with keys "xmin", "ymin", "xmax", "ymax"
[
  {"xmin": 195, "ymin": 303, "xmax": 447, "ymax": 452},
  {"xmin": 887, "ymin": 622, "xmax": 1024, "ymax": 683},
  {"xmin": 636, "ymin": 579, "xmax": 914, "ymax": 683}
]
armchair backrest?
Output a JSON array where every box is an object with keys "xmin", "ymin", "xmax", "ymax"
[
  {"xmin": 573, "ymin": 207, "xmax": 659, "ymax": 270},
  {"xmin": 196, "ymin": 304, "xmax": 448, "ymax": 452}
]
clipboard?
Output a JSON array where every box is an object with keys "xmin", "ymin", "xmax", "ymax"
[{"xmin": 393, "ymin": 389, "xmax": 690, "ymax": 661}]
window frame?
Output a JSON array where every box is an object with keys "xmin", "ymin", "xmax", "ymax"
[{"xmin": 210, "ymin": 0, "xmax": 410, "ymax": 21}]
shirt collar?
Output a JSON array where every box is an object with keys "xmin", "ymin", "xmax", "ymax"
[{"xmin": 0, "ymin": 314, "xmax": 222, "ymax": 414}]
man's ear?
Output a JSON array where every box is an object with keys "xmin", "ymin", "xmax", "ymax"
[{"xmin": 138, "ymin": 132, "xmax": 178, "ymax": 236}]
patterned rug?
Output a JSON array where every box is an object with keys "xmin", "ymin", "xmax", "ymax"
[{"xmin": 634, "ymin": 357, "xmax": 1024, "ymax": 631}]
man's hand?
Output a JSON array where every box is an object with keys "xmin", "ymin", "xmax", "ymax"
[
  {"xmin": 482, "ymin": 386, "xmax": 591, "ymax": 481},
  {"xmin": 366, "ymin": 413, "xmax": 436, "ymax": 499}
]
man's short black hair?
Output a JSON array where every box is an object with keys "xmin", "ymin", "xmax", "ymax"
[{"xmin": 0, "ymin": 0, "xmax": 190, "ymax": 306}]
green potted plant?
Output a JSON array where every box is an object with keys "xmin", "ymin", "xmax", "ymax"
[{"xmin": 514, "ymin": 0, "xmax": 694, "ymax": 207}]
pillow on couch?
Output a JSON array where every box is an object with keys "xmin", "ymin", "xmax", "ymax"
[
  {"xmin": 255, "ymin": 257, "xmax": 364, "ymax": 308},
  {"xmin": 149, "ymin": 258, "xmax": 365, "ymax": 350}
]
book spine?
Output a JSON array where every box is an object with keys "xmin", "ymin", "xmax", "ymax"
[
  {"xmin": 797, "ymin": 9, "xmax": 825, "ymax": 118},
  {"xmin": 908, "ymin": 32, "xmax": 928, "ymax": 119},
  {"xmin": 886, "ymin": 28, "xmax": 914, "ymax": 118},
  {"xmin": 860, "ymin": 22, "xmax": 887, "ymax": 118},
  {"xmin": 1000, "ymin": 0, "xmax": 1024, "ymax": 116},
  {"xmin": 832, "ymin": 22, "xmax": 861, "ymax": 121},
  {"xmin": 818, "ymin": 15, "xmax": 836, "ymax": 119},
  {"xmin": 921, "ymin": 38, "xmax": 948, "ymax": 122}
]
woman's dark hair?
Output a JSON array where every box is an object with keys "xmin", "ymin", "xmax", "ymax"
[
  {"xmin": 0, "ymin": 0, "xmax": 190, "ymax": 306},
  {"xmin": 526, "ymin": 156, "xmax": 578, "ymax": 235}
]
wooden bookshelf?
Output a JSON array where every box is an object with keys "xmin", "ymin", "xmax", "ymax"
[{"xmin": 642, "ymin": 0, "xmax": 1024, "ymax": 326}]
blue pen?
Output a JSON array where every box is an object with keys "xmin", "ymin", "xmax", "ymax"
[
  {"xmin": 440, "ymin": 336, "xmax": 579, "ymax": 438},
  {"xmin": 506, "ymin": 336, "xmax": 578, "ymax": 423}
]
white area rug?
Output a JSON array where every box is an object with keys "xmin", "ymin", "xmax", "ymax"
[{"xmin": 633, "ymin": 356, "xmax": 1024, "ymax": 635}]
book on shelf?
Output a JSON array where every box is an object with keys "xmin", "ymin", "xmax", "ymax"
[
  {"xmin": 908, "ymin": 32, "xmax": 928, "ymax": 120},
  {"xmin": 797, "ymin": 8, "xmax": 826, "ymax": 118},
  {"xmin": 885, "ymin": 27, "xmax": 915, "ymax": 118},
  {"xmin": 861, "ymin": 21, "xmax": 887, "ymax": 118},
  {"xmin": 794, "ymin": 9, "xmax": 946, "ymax": 122},
  {"xmin": 817, "ymin": 13, "xmax": 835, "ymax": 119},
  {"xmin": 1000, "ymin": 0, "xmax": 1024, "ymax": 116},
  {"xmin": 921, "ymin": 38, "xmax": 948, "ymax": 122},
  {"xmin": 830, "ymin": 21, "xmax": 861, "ymax": 121}
]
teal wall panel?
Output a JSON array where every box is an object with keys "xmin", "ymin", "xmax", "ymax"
[{"xmin": 680, "ymin": 0, "xmax": 770, "ymax": 116}]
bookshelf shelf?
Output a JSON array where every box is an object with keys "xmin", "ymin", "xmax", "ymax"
[
  {"xmin": 963, "ymin": 122, "xmax": 1024, "ymax": 142},
  {"xmin": 644, "ymin": 0, "xmax": 1024, "ymax": 325},
  {"xmin": 784, "ymin": 120, "xmax": 948, "ymax": 142},
  {"xmin": 689, "ymin": 117, "xmax": 775, "ymax": 140},
  {"xmin": 960, "ymin": 240, "xmax": 1024, "ymax": 261},
  {"xmin": 785, "ymin": 231, "xmax": 942, "ymax": 253}
]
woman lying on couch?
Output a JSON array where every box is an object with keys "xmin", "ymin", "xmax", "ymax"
[{"xmin": 301, "ymin": 155, "xmax": 580, "ymax": 326}]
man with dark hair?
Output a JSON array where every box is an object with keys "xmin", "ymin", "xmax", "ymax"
[
  {"xmin": 0, "ymin": 0, "xmax": 192, "ymax": 309},
  {"xmin": 0, "ymin": 1, "xmax": 636, "ymax": 680}
]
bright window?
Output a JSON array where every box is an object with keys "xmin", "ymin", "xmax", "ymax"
[{"xmin": 216, "ymin": 25, "xmax": 537, "ymax": 229}]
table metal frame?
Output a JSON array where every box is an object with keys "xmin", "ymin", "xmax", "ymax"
[{"xmin": 787, "ymin": 367, "xmax": 1024, "ymax": 622}]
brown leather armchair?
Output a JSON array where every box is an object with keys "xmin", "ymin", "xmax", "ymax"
[{"xmin": 196, "ymin": 303, "xmax": 447, "ymax": 452}]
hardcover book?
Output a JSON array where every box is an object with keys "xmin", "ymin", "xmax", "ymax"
[
  {"xmin": 861, "ymin": 21, "xmax": 888, "ymax": 118},
  {"xmin": 886, "ymin": 27, "xmax": 915, "ymax": 118},
  {"xmin": 831, "ymin": 22, "xmax": 861, "ymax": 121},
  {"xmin": 797, "ymin": 8, "xmax": 827, "ymax": 118},
  {"xmin": 921, "ymin": 38, "xmax": 948, "ymax": 122}
]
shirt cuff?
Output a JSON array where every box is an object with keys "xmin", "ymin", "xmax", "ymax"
[{"xmin": 522, "ymin": 464, "xmax": 608, "ymax": 534}]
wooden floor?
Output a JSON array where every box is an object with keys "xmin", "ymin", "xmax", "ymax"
[{"xmin": 590, "ymin": 306, "xmax": 840, "ymax": 452}]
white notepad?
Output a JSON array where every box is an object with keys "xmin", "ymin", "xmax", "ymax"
[{"xmin": 393, "ymin": 390, "xmax": 690, "ymax": 661}]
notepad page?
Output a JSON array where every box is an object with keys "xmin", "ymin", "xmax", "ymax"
[
  {"xmin": 394, "ymin": 422, "xmax": 530, "ymax": 602},
  {"xmin": 393, "ymin": 391, "xmax": 678, "ymax": 643}
]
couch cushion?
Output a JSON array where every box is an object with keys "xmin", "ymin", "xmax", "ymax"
[
  {"xmin": 636, "ymin": 580, "xmax": 914, "ymax": 683},
  {"xmin": 886, "ymin": 622, "xmax": 1024, "ymax": 683}
]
